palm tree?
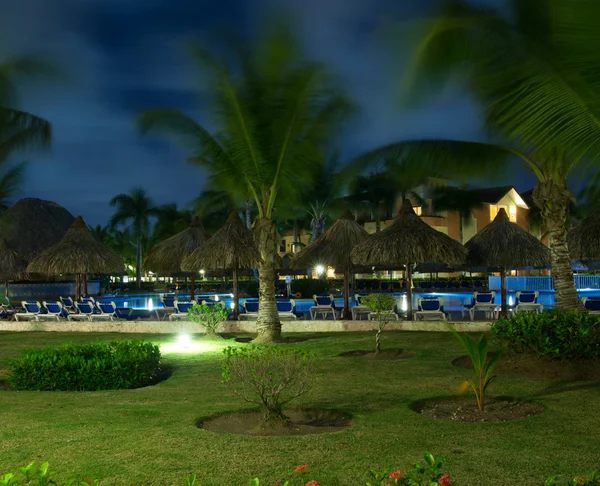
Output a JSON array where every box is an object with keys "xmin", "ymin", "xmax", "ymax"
[
  {"xmin": 431, "ymin": 186, "xmax": 485, "ymax": 244},
  {"xmin": 0, "ymin": 162, "xmax": 26, "ymax": 212},
  {"xmin": 109, "ymin": 187, "xmax": 156, "ymax": 288},
  {"xmin": 152, "ymin": 203, "xmax": 192, "ymax": 242},
  {"xmin": 88, "ymin": 224, "xmax": 112, "ymax": 244},
  {"xmin": 138, "ymin": 21, "xmax": 351, "ymax": 342},
  {"xmin": 359, "ymin": 0, "xmax": 600, "ymax": 310}
]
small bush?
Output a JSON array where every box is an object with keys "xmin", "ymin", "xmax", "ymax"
[
  {"xmin": 492, "ymin": 311, "xmax": 600, "ymax": 360},
  {"xmin": 187, "ymin": 303, "xmax": 228, "ymax": 337},
  {"xmin": 362, "ymin": 293, "xmax": 398, "ymax": 354},
  {"xmin": 9, "ymin": 341, "xmax": 162, "ymax": 391},
  {"xmin": 221, "ymin": 345, "xmax": 316, "ymax": 422}
]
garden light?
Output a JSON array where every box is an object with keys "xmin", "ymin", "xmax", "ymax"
[{"xmin": 176, "ymin": 333, "xmax": 192, "ymax": 349}]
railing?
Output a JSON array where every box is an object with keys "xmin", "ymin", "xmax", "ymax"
[{"xmin": 489, "ymin": 275, "xmax": 600, "ymax": 291}]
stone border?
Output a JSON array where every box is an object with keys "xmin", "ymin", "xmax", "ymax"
[{"xmin": 0, "ymin": 319, "xmax": 492, "ymax": 334}]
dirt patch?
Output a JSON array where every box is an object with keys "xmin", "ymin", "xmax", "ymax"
[
  {"xmin": 198, "ymin": 408, "xmax": 352, "ymax": 436},
  {"xmin": 452, "ymin": 353, "xmax": 600, "ymax": 381},
  {"xmin": 339, "ymin": 349, "xmax": 417, "ymax": 361},
  {"xmin": 414, "ymin": 396, "xmax": 543, "ymax": 422},
  {"xmin": 234, "ymin": 336, "xmax": 309, "ymax": 344}
]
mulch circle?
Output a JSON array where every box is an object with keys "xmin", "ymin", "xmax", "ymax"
[
  {"xmin": 234, "ymin": 337, "xmax": 308, "ymax": 344},
  {"xmin": 198, "ymin": 408, "xmax": 352, "ymax": 436},
  {"xmin": 413, "ymin": 396, "xmax": 544, "ymax": 422},
  {"xmin": 452, "ymin": 353, "xmax": 600, "ymax": 382},
  {"xmin": 339, "ymin": 349, "xmax": 417, "ymax": 361}
]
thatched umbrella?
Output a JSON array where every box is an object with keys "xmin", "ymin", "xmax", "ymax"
[
  {"xmin": 27, "ymin": 216, "xmax": 124, "ymax": 300},
  {"xmin": 0, "ymin": 238, "xmax": 27, "ymax": 300},
  {"xmin": 182, "ymin": 211, "xmax": 260, "ymax": 319},
  {"xmin": 143, "ymin": 217, "xmax": 209, "ymax": 300},
  {"xmin": 351, "ymin": 200, "xmax": 467, "ymax": 319},
  {"xmin": 569, "ymin": 205, "xmax": 600, "ymax": 260},
  {"xmin": 291, "ymin": 210, "xmax": 368, "ymax": 319},
  {"xmin": 465, "ymin": 208, "xmax": 550, "ymax": 316}
]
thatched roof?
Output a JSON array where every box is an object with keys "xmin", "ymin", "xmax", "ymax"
[
  {"xmin": 351, "ymin": 200, "xmax": 467, "ymax": 267},
  {"xmin": 465, "ymin": 208, "xmax": 550, "ymax": 268},
  {"xmin": 143, "ymin": 217, "xmax": 209, "ymax": 273},
  {"xmin": 569, "ymin": 205, "xmax": 600, "ymax": 260},
  {"xmin": 0, "ymin": 198, "xmax": 74, "ymax": 261},
  {"xmin": 0, "ymin": 238, "xmax": 27, "ymax": 280},
  {"xmin": 27, "ymin": 216, "xmax": 124, "ymax": 274},
  {"xmin": 182, "ymin": 211, "xmax": 260, "ymax": 271},
  {"xmin": 291, "ymin": 210, "xmax": 368, "ymax": 271}
]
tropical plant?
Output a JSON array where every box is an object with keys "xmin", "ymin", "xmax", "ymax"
[
  {"xmin": 345, "ymin": 171, "xmax": 397, "ymax": 232},
  {"xmin": 361, "ymin": 293, "xmax": 398, "ymax": 354},
  {"xmin": 138, "ymin": 19, "xmax": 352, "ymax": 342},
  {"xmin": 545, "ymin": 471, "xmax": 600, "ymax": 486},
  {"xmin": 377, "ymin": 0, "xmax": 600, "ymax": 310},
  {"xmin": 88, "ymin": 224, "xmax": 111, "ymax": 244},
  {"xmin": 109, "ymin": 187, "xmax": 156, "ymax": 288},
  {"xmin": 449, "ymin": 326, "xmax": 504, "ymax": 411},
  {"xmin": 187, "ymin": 302, "xmax": 228, "ymax": 338},
  {"xmin": 367, "ymin": 452, "xmax": 449, "ymax": 486},
  {"xmin": 221, "ymin": 345, "xmax": 316, "ymax": 422},
  {"xmin": 152, "ymin": 203, "xmax": 192, "ymax": 242},
  {"xmin": 431, "ymin": 186, "xmax": 484, "ymax": 244}
]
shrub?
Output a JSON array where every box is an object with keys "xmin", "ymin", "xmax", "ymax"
[
  {"xmin": 221, "ymin": 345, "xmax": 316, "ymax": 422},
  {"xmin": 187, "ymin": 303, "xmax": 228, "ymax": 337},
  {"xmin": 8, "ymin": 341, "xmax": 161, "ymax": 391},
  {"xmin": 449, "ymin": 326, "xmax": 504, "ymax": 411},
  {"xmin": 492, "ymin": 311, "xmax": 600, "ymax": 360},
  {"xmin": 361, "ymin": 293, "xmax": 398, "ymax": 354}
]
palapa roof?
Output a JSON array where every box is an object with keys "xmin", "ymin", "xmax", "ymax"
[
  {"xmin": 0, "ymin": 238, "xmax": 27, "ymax": 280},
  {"xmin": 182, "ymin": 211, "xmax": 260, "ymax": 271},
  {"xmin": 26, "ymin": 216, "xmax": 124, "ymax": 275},
  {"xmin": 465, "ymin": 208, "xmax": 550, "ymax": 268},
  {"xmin": 569, "ymin": 205, "xmax": 600, "ymax": 260},
  {"xmin": 143, "ymin": 217, "xmax": 209, "ymax": 273},
  {"xmin": 291, "ymin": 210, "xmax": 368, "ymax": 271},
  {"xmin": 0, "ymin": 198, "xmax": 74, "ymax": 261},
  {"xmin": 351, "ymin": 200, "xmax": 467, "ymax": 266}
]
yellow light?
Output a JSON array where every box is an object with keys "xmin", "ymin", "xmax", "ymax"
[
  {"xmin": 509, "ymin": 205, "xmax": 517, "ymax": 214},
  {"xmin": 315, "ymin": 265, "xmax": 325, "ymax": 276}
]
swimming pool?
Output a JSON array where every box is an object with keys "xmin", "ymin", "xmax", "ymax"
[{"xmin": 99, "ymin": 289, "xmax": 600, "ymax": 313}]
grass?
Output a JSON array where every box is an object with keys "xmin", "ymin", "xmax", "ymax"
[{"xmin": 0, "ymin": 331, "xmax": 598, "ymax": 485}]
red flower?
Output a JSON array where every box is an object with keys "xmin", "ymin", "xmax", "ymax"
[
  {"xmin": 305, "ymin": 482, "xmax": 319, "ymax": 486},
  {"xmin": 439, "ymin": 474, "xmax": 451, "ymax": 486},
  {"xmin": 294, "ymin": 465, "xmax": 309, "ymax": 474},
  {"xmin": 389, "ymin": 470, "xmax": 404, "ymax": 481}
]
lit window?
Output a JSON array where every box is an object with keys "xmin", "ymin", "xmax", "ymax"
[
  {"xmin": 509, "ymin": 205, "xmax": 517, "ymax": 222},
  {"xmin": 414, "ymin": 206, "xmax": 422, "ymax": 216}
]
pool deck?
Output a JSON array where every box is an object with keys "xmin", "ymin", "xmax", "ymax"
[{"xmin": 0, "ymin": 319, "xmax": 492, "ymax": 334}]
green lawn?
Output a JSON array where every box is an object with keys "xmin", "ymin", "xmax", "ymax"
[{"xmin": 0, "ymin": 331, "xmax": 598, "ymax": 485}]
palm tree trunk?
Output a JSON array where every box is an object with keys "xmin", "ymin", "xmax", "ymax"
[
  {"xmin": 232, "ymin": 266, "xmax": 239, "ymax": 320},
  {"xmin": 190, "ymin": 275, "xmax": 195, "ymax": 301},
  {"xmin": 244, "ymin": 202, "xmax": 252, "ymax": 229},
  {"xmin": 500, "ymin": 267, "xmax": 507, "ymax": 317},
  {"xmin": 406, "ymin": 263, "xmax": 413, "ymax": 321},
  {"xmin": 310, "ymin": 219, "xmax": 320, "ymax": 244},
  {"xmin": 253, "ymin": 218, "xmax": 281, "ymax": 343},
  {"xmin": 343, "ymin": 267, "xmax": 351, "ymax": 320},
  {"xmin": 293, "ymin": 224, "xmax": 300, "ymax": 254},
  {"xmin": 533, "ymin": 182, "xmax": 582, "ymax": 310},
  {"xmin": 136, "ymin": 237, "xmax": 142, "ymax": 289},
  {"xmin": 75, "ymin": 274, "xmax": 81, "ymax": 301},
  {"xmin": 4, "ymin": 280, "xmax": 8, "ymax": 301},
  {"xmin": 83, "ymin": 274, "xmax": 88, "ymax": 297}
]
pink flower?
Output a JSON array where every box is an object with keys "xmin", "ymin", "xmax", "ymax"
[
  {"xmin": 439, "ymin": 474, "xmax": 451, "ymax": 486},
  {"xmin": 294, "ymin": 465, "xmax": 309, "ymax": 474},
  {"xmin": 305, "ymin": 482, "xmax": 319, "ymax": 486},
  {"xmin": 389, "ymin": 470, "xmax": 404, "ymax": 481}
]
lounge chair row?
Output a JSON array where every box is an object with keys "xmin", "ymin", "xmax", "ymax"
[{"xmin": 14, "ymin": 300, "xmax": 122, "ymax": 321}]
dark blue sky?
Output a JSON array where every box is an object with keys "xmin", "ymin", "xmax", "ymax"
[{"xmin": 2, "ymin": 0, "xmax": 539, "ymax": 225}]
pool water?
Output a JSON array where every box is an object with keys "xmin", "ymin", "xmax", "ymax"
[{"xmin": 99, "ymin": 289, "xmax": 600, "ymax": 313}]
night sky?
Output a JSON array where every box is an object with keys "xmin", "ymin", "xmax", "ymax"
[{"xmin": 2, "ymin": 0, "xmax": 538, "ymax": 226}]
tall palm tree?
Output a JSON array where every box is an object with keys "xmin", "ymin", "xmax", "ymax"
[
  {"xmin": 358, "ymin": 0, "xmax": 600, "ymax": 310},
  {"xmin": 0, "ymin": 162, "xmax": 26, "ymax": 212},
  {"xmin": 138, "ymin": 21, "xmax": 352, "ymax": 342},
  {"xmin": 152, "ymin": 203, "xmax": 192, "ymax": 242},
  {"xmin": 109, "ymin": 187, "xmax": 156, "ymax": 288},
  {"xmin": 88, "ymin": 224, "xmax": 112, "ymax": 244},
  {"xmin": 431, "ymin": 186, "xmax": 485, "ymax": 244}
]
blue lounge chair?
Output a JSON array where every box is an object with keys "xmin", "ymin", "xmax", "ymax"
[
  {"xmin": 241, "ymin": 300, "xmax": 259, "ymax": 320},
  {"xmin": 356, "ymin": 281, "xmax": 366, "ymax": 291},
  {"xmin": 0, "ymin": 303, "xmax": 16, "ymax": 320},
  {"xmin": 352, "ymin": 294, "xmax": 370, "ymax": 320},
  {"xmin": 419, "ymin": 281, "xmax": 432, "ymax": 290},
  {"xmin": 41, "ymin": 301, "xmax": 66, "ymax": 320},
  {"xmin": 515, "ymin": 291, "xmax": 543, "ymax": 314},
  {"xmin": 381, "ymin": 282, "xmax": 390, "ymax": 291},
  {"xmin": 15, "ymin": 301, "xmax": 42, "ymax": 321},
  {"xmin": 276, "ymin": 299, "xmax": 296, "ymax": 320},
  {"xmin": 463, "ymin": 291, "xmax": 498, "ymax": 321},
  {"xmin": 157, "ymin": 294, "xmax": 177, "ymax": 320},
  {"xmin": 60, "ymin": 296, "xmax": 76, "ymax": 313},
  {"xmin": 69, "ymin": 301, "xmax": 95, "ymax": 321},
  {"xmin": 370, "ymin": 281, "xmax": 380, "ymax": 292},
  {"xmin": 310, "ymin": 294, "xmax": 337, "ymax": 320},
  {"xmin": 169, "ymin": 300, "xmax": 196, "ymax": 321},
  {"xmin": 392, "ymin": 281, "xmax": 402, "ymax": 291},
  {"xmin": 93, "ymin": 301, "xmax": 118, "ymax": 320},
  {"xmin": 415, "ymin": 298, "xmax": 446, "ymax": 321},
  {"xmin": 583, "ymin": 297, "xmax": 600, "ymax": 314}
]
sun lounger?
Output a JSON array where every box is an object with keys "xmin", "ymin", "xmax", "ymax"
[
  {"xmin": 310, "ymin": 294, "xmax": 337, "ymax": 320},
  {"xmin": 515, "ymin": 291, "xmax": 543, "ymax": 314},
  {"xmin": 352, "ymin": 294, "xmax": 370, "ymax": 320},
  {"xmin": 156, "ymin": 294, "xmax": 176, "ymax": 320},
  {"xmin": 60, "ymin": 296, "xmax": 76, "ymax": 313},
  {"xmin": 168, "ymin": 300, "xmax": 196, "ymax": 321},
  {"xmin": 583, "ymin": 297, "xmax": 600, "ymax": 314},
  {"xmin": 92, "ymin": 301, "xmax": 118, "ymax": 320},
  {"xmin": 68, "ymin": 301, "xmax": 95, "ymax": 321},
  {"xmin": 15, "ymin": 301, "xmax": 42, "ymax": 321},
  {"xmin": 0, "ymin": 303, "xmax": 16, "ymax": 320},
  {"xmin": 276, "ymin": 299, "xmax": 296, "ymax": 320},
  {"xmin": 40, "ymin": 301, "xmax": 65, "ymax": 320},
  {"xmin": 465, "ymin": 291, "xmax": 498, "ymax": 321},
  {"xmin": 241, "ymin": 300, "xmax": 259, "ymax": 320},
  {"xmin": 415, "ymin": 298, "xmax": 446, "ymax": 321}
]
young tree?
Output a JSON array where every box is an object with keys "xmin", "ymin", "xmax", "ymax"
[
  {"xmin": 138, "ymin": 21, "xmax": 352, "ymax": 342},
  {"xmin": 109, "ymin": 187, "xmax": 156, "ymax": 288}
]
